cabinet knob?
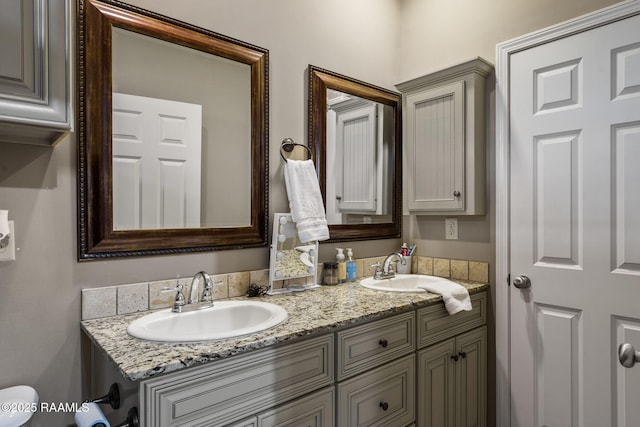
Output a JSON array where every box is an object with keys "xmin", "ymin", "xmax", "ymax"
[
  {"xmin": 451, "ymin": 354, "xmax": 459, "ymax": 362},
  {"xmin": 453, "ymin": 190, "xmax": 461, "ymax": 197},
  {"xmin": 459, "ymin": 351, "xmax": 467, "ymax": 359},
  {"xmin": 379, "ymin": 401, "xmax": 389, "ymax": 411},
  {"xmin": 378, "ymin": 339, "xmax": 388, "ymax": 348}
]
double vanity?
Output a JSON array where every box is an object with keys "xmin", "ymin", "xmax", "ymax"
[{"xmin": 82, "ymin": 277, "xmax": 487, "ymax": 426}]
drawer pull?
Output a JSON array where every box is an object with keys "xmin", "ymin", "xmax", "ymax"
[
  {"xmin": 379, "ymin": 401, "xmax": 389, "ymax": 411},
  {"xmin": 451, "ymin": 354, "xmax": 459, "ymax": 362},
  {"xmin": 459, "ymin": 351, "xmax": 467, "ymax": 359},
  {"xmin": 378, "ymin": 339, "xmax": 389, "ymax": 348}
]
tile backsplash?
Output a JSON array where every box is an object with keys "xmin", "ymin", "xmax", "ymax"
[
  {"xmin": 82, "ymin": 270, "xmax": 262, "ymax": 321},
  {"xmin": 81, "ymin": 256, "xmax": 490, "ymax": 320}
]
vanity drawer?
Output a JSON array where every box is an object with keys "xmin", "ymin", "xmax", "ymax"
[
  {"xmin": 337, "ymin": 354, "xmax": 415, "ymax": 427},
  {"xmin": 417, "ymin": 291, "xmax": 486, "ymax": 349},
  {"xmin": 256, "ymin": 386, "xmax": 334, "ymax": 427},
  {"xmin": 226, "ymin": 418, "xmax": 258, "ymax": 427},
  {"xmin": 336, "ymin": 311, "xmax": 415, "ymax": 381},
  {"xmin": 140, "ymin": 334, "xmax": 334, "ymax": 427}
]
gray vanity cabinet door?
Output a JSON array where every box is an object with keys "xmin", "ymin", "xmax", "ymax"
[
  {"xmin": 0, "ymin": 0, "xmax": 71, "ymax": 144},
  {"xmin": 454, "ymin": 327, "xmax": 487, "ymax": 427},
  {"xmin": 417, "ymin": 326, "xmax": 487, "ymax": 427},
  {"xmin": 417, "ymin": 338, "xmax": 457, "ymax": 427}
]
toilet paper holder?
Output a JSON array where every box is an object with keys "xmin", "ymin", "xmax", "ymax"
[
  {"xmin": 89, "ymin": 383, "xmax": 120, "ymax": 410},
  {"xmin": 85, "ymin": 384, "xmax": 138, "ymax": 427},
  {"xmin": 115, "ymin": 407, "xmax": 139, "ymax": 427}
]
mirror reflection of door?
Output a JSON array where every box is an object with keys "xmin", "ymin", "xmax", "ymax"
[
  {"xmin": 327, "ymin": 91, "xmax": 392, "ymax": 225},
  {"xmin": 111, "ymin": 27, "xmax": 253, "ymax": 230},
  {"xmin": 112, "ymin": 93, "xmax": 202, "ymax": 230}
]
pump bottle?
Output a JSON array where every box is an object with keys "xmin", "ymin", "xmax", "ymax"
[
  {"xmin": 336, "ymin": 248, "xmax": 346, "ymax": 284},
  {"xmin": 346, "ymin": 248, "xmax": 357, "ymax": 282}
]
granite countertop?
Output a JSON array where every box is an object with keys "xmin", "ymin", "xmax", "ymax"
[{"xmin": 81, "ymin": 279, "xmax": 488, "ymax": 382}]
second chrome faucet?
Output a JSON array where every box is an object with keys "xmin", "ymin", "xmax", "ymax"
[{"xmin": 371, "ymin": 253, "xmax": 406, "ymax": 280}]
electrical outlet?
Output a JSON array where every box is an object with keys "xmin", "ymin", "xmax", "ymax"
[
  {"xmin": 0, "ymin": 221, "xmax": 16, "ymax": 261},
  {"xmin": 445, "ymin": 218, "xmax": 458, "ymax": 240}
]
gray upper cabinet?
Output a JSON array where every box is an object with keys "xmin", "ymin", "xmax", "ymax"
[
  {"xmin": 0, "ymin": 0, "xmax": 71, "ymax": 145},
  {"xmin": 397, "ymin": 58, "xmax": 493, "ymax": 215}
]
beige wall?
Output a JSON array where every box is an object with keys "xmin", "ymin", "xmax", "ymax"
[
  {"xmin": 398, "ymin": 0, "xmax": 621, "ymax": 81},
  {"xmin": 0, "ymin": 0, "xmax": 623, "ymax": 425},
  {"xmin": 399, "ymin": 0, "xmax": 620, "ymax": 272}
]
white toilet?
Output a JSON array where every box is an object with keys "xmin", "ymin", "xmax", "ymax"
[{"xmin": 0, "ymin": 386, "xmax": 38, "ymax": 427}]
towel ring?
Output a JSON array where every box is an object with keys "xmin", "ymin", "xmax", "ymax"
[{"xmin": 280, "ymin": 138, "xmax": 312, "ymax": 162}]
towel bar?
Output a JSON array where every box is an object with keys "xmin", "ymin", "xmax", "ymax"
[{"xmin": 280, "ymin": 138, "xmax": 312, "ymax": 162}]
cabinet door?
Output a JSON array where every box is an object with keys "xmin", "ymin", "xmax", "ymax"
[
  {"xmin": 417, "ymin": 326, "xmax": 487, "ymax": 427},
  {"xmin": 455, "ymin": 327, "xmax": 487, "ymax": 427},
  {"xmin": 398, "ymin": 58, "xmax": 492, "ymax": 215},
  {"xmin": 406, "ymin": 82, "xmax": 465, "ymax": 212},
  {"xmin": 0, "ymin": 0, "xmax": 71, "ymax": 144},
  {"xmin": 257, "ymin": 387, "xmax": 334, "ymax": 427},
  {"xmin": 335, "ymin": 103, "xmax": 378, "ymax": 213},
  {"xmin": 417, "ymin": 339, "xmax": 456, "ymax": 427}
]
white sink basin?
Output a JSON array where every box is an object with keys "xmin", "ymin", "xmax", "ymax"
[
  {"xmin": 0, "ymin": 385, "xmax": 38, "ymax": 427},
  {"xmin": 127, "ymin": 300, "xmax": 288, "ymax": 342},
  {"xmin": 360, "ymin": 274, "xmax": 455, "ymax": 292}
]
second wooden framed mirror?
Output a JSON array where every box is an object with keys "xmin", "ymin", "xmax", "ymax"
[{"xmin": 308, "ymin": 65, "xmax": 402, "ymax": 243}]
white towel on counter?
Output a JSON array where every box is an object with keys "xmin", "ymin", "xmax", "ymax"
[
  {"xmin": 416, "ymin": 280, "xmax": 472, "ymax": 315},
  {"xmin": 284, "ymin": 159, "xmax": 330, "ymax": 243}
]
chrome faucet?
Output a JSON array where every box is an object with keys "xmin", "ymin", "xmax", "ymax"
[
  {"xmin": 163, "ymin": 271, "xmax": 215, "ymax": 313},
  {"xmin": 189, "ymin": 271, "xmax": 213, "ymax": 304},
  {"xmin": 372, "ymin": 253, "xmax": 406, "ymax": 280}
]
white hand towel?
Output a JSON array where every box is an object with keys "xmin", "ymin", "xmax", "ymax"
[
  {"xmin": 416, "ymin": 280, "xmax": 472, "ymax": 315},
  {"xmin": 284, "ymin": 159, "xmax": 330, "ymax": 243}
]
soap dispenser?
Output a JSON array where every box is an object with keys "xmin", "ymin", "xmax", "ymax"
[
  {"xmin": 336, "ymin": 248, "xmax": 346, "ymax": 284},
  {"xmin": 346, "ymin": 248, "xmax": 357, "ymax": 282}
]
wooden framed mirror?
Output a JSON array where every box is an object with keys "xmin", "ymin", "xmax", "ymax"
[
  {"xmin": 77, "ymin": 0, "xmax": 269, "ymax": 260},
  {"xmin": 308, "ymin": 65, "xmax": 402, "ymax": 243}
]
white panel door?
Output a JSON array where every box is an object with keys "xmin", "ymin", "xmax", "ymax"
[
  {"xmin": 112, "ymin": 93, "xmax": 202, "ymax": 230},
  {"xmin": 509, "ymin": 12, "xmax": 640, "ymax": 427}
]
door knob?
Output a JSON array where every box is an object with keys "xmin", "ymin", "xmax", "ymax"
[
  {"xmin": 512, "ymin": 275, "xmax": 531, "ymax": 289},
  {"xmin": 618, "ymin": 343, "xmax": 640, "ymax": 368}
]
